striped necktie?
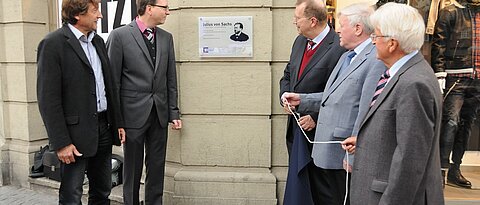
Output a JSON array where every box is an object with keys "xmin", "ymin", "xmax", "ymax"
[
  {"xmin": 370, "ymin": 70, "xmax": 390, "ymax": 107},
  {"xmin": 144, "ymin": 28, "xmax": 154, "ymax": 44},
  {"xmin": 307, "ymin": 40, "xmax": 315, "ymax": 51}
]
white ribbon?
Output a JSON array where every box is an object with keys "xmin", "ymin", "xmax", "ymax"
[{"xmin": 287, "ymin": 102, "xmax": 349, "ymax": 205}]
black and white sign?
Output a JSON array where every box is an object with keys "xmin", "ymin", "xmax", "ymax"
[{"xmin": 58, "ymin": 0, "xmax": 137, "ymax": 39}]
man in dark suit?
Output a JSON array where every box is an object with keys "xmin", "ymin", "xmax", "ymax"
[
  {"xmin": 279, "ymin": 0, "xmax": 345, "ymax": 204},
  {"xmin": 106, "ymin": 0, "xmax": 181, "ymax": 204},
  {"xmin": 230, "ymin": 22, "xmax": 249, "ymax": 42},
  {"xmin": 342, "ymin": 3, "xmax": 444, "ymax": 204},
  {"xmin": 37, "ymin": 0, "xmax": 125, "ymax": 204},
  {"xmin": 282, "ymin": 3, "xmax": 386, "ymax": 204}
]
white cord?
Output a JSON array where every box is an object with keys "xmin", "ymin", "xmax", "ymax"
[{"xmin": 287, "ymin": 102, "xmax": 349, "ymax": 205}]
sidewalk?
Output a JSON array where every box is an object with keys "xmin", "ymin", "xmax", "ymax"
[
  {"xmin": 2, "ymin": 171, "xmax": 480, "ymax": 205},
  {"xmin": 0, "ymin": 185, "xmax": 57, "ymax": 205}
]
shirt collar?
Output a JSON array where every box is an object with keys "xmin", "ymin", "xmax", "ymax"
[
  {"xmin": 310, "ymin": 24, "xmax": 330, "ymax": 48},
  {"xmin": 67, "ymin": 23, "xmax": 95, "ymax": 42},
  {"xmin": 353, "ymin": 38, "xmax": 372, "ymax": 56},
  {"xmin": 136, "ymin": 17, "xmax": 154, "ymax": 33},
  {"xmin": 388, "ymin": 50, "xmax": 419, "ymax": 81}
]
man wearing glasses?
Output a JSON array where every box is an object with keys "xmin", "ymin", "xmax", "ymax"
[
  {"xmin": 342, "ymin": 3, "xmax": 444, "ymax": 204},
  {"xmin": 107, "ymin": 0, "xmax": 181, "ymax": 204},
  {"xmin": 279, "ymin": 0, "xmax": 344, "ymax": 204}
]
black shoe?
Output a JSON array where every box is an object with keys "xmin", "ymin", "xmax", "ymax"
[
  {"xmin": 441, "ymin": 170, "xmax": 446, "ymax": 189},
  {"xmin": 447, "ymin": 168, "xmax": 472, "ymax": 188}
]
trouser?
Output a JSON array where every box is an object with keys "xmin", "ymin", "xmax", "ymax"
[
  {"xmin": 59, "ymin": 111, "xmax": 113, "ymax": 205},
  {"xmin": 123, "ymin": 107, "xmax": 168, "ymax": 205},
  {"xmin": 309, "ymin": 166, "xmax": 349, "ymax": 205},
  {"xmin": 440, "ymin": 77, "xmax": 480, "ymax": 168}
]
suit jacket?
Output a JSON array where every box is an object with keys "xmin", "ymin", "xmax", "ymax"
[
  {"xmin": 297, "ymin": 43, "xmax": 387, "ymax": 169},
  {"xmin": 350, "ymin": 53, "xmax": 444, "ymax": 205},
  {"xmin": 37, "ymin": 25, "xmax": 124, "ymax": 157},
  {"xmin": 106, "ymin": 21, "xmax": 180, "ymax": 129},
  {"xmin": 230, "ymin": 32, "xmax": 249, "ymax": 42},
  {"xmin": 279, "ymin": 29, "xmax": 346, "ymax": 144}
]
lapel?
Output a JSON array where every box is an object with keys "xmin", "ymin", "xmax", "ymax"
[
  {"xmin": 91, "ymin": 35, "xmax": 106, "ymax": 68},
  {"xmin": 360, "ymin": 52, "xmax": 424, "ymax": 128},
  {"xmin": 324, "ymin": 51, "xmax": 347, "ymax": 94},
  {"xmin": 128, "ymin": 21, "xmax": 155, "ymax": 69},
  {"xmin": 62, "ymin": 25, "xmax": 92, "ymax": 69},
  {"xmin": 291, "ymin": 37, "xmax": 307, "ymax": 83},
  {"xmin": 92, "ymin": 35, "xmax": 110, "ymax": 82},
  {"xmin": 154, "ymin": 27, "xmax": 163, "ymax": 73},
  {"xmin": 294, "ymin": 29, "xmax": 335, "ymax": 88},
  {"xmin": 326, "ymin": 43, "xmax": 375, "ymax": 96}
]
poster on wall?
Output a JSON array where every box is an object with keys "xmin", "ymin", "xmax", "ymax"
[
  {"xmin": 58, "ymin": 0, "xmax": 136, "ymax": 40},
  {"xmin": 199, "ymin": 16, "xmax": 253, "ymax": 57}
]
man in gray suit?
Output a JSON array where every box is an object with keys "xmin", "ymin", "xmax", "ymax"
[
  {"xmin": 106, "ymin": 0, "xmax": 181, "ymax": 204},
  {"xmin": 282, "ymin": 3, "xmax": 385, "ymax": 204},
  {"xmin": 279, "ymin": 0, "xmax": 345, "ymax": 204},
  {"xmin": 342, "ymin": 3, "xmax": 445, "ymax": 204}
]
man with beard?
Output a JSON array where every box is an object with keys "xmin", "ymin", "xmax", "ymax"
[{"xmin": 230, "ymin": 22, "xmax": 249, "ymax": 42}]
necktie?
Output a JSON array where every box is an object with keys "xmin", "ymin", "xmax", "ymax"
[
  {"xmin": 307, "ymin": 40, "xmax": 315, "ymax": 51},
  {"xmin": 337, "ymin": 50, "xmax": 357, "ymax": 78},
  {"xmin": 144, "ymin": 28, "xmax": 154, "ymax": 44},
  {"xmin": 297, "ymin": 40, "xmax": 317, "ymax": 79},
  {"xmin": 370, "ymin": 70, "xmax": 390, "ymax": 107}
]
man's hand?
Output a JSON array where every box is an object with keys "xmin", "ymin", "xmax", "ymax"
[
  {"xmin": 343, "ymin": 159, "xmax": 352, "ymax": 173},
  {"xmin": 281, "ymin": 92, "xmax": 301, "ymax": 106},
  {"xmin": 281, "ymin": 92, "xmax": 301, "ymax": 114},
  {"xmin": 171, "ymin": 119, "xmax": 182, "ymax": 130},
  {"xmin": 341, "ymin": 136, "xmax": 357, "ymax": 154},
  {"xmin": 299, "ymin": 115, "xmax": 316, "ymax": 131},
  {"xmin": 57, "ymin": 144, "xmax": 82, "ymax": 164},
  {"xmin": 118, "ymin": 128, "xmax": 126, "ymax": 144},
  {"xmin": 283, "ymin": 103, "xmax": 296, "ymax": 115}
]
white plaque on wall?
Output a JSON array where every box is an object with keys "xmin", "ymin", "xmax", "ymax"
[{"xmin": 199, "ymin": 16, "xmax": 253, "ymax": 57}]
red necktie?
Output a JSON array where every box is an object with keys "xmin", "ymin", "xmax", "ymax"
[{"xmin": 298, "ymin": 40, "xmax": 316, "ymax": 79}]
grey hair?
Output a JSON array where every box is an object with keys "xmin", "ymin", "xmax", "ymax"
[
  {"xmin": 337, "ymin": 2, "xmax": 375, "ymax": 34},
  {"xmin": 370, "ymin": 2, "xmax": 425, "ymax": 53}
]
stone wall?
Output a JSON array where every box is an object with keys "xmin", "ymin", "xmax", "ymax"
[
  {"xmin": 0, "ymin": 0, "xmax": 408, "ymax": 204},
  {"xmin": 0, "ymin": 0, "xmax": 51, "ymax": 187}
]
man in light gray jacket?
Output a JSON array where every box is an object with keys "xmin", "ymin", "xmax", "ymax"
[{"xmin": 282, "ymin": 3, "xmax": 385, "ymax": 204}]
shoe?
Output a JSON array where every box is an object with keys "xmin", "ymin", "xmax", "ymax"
[
  {"xmin": 447, "ymin": 167, "xmax": 472, "ymax": 188},
  {"xmin": 441, "ymin": 169, "xmax": 446, "ymax": 189}
]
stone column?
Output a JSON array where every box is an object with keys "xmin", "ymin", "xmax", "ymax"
[
  {"xmin": 0, "ymin": 0, "xmax": 50, "ymax": 187},
  {"xmin": 161, "ymin": 0, "xmax": 278, "ymax": 204}
]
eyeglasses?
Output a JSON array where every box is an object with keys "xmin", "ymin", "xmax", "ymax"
[
  {"xmin": 293, "ymin": 16, "xmax": 312, "ymax": 24},
  {"xmin": 150, "ymin": 4, "xmax": 169, "ymax": 10},
  {"xmin": 370, "ymin": 33, "xmax": 391, "ymax": 41}
]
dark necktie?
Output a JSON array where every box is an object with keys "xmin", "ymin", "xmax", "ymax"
[
  {"xmin": 337, "ymin": 50, "xmax": 357, "ymax": 78},
  {"xmin": 144, "ymin": 28, "xmax": 154, "ymax": 44},
  {"xmin": 370, "ymin": 70, "xmax": 390, "ymax": 107}
]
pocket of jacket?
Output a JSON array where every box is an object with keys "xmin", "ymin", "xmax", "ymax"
[
  {"xmin": 370, "ymin": 179, "xmax": 388, "ymax": 193},
  {"xmin": 332, "ymin": 127, "xmax": 353, "ymax": 140},
  {"xmin": 65, "ymin": 116, "xmax": 79, "ymax": 125}
]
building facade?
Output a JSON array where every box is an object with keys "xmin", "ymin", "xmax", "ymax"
[{"xmin": 3, "ymin": 0, "xmax": 478, "ymax": 204}]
